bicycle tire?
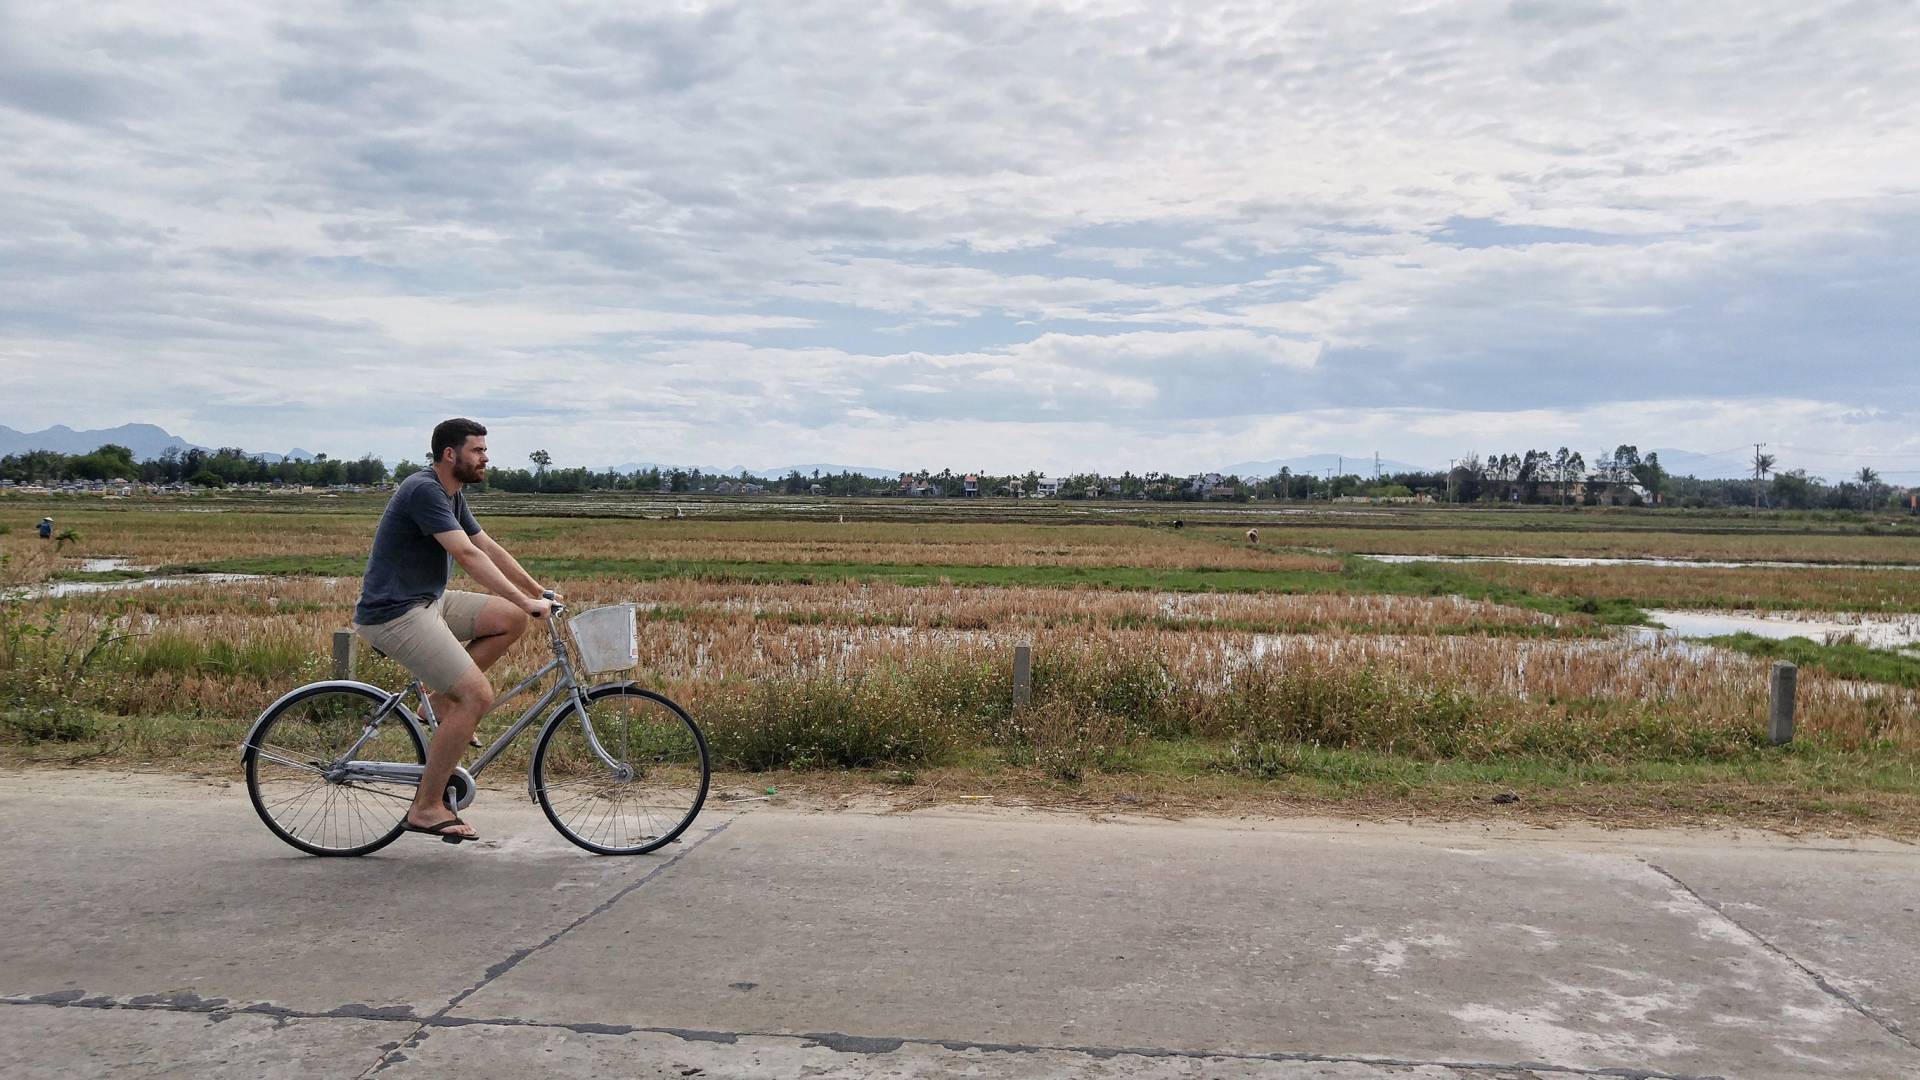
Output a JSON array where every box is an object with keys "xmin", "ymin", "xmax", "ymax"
[
  {"xmin": 532, "ymin": 684, "xmax": 710, "ymax": 855},
  {"xmin": 244, "ymin": 682, "xmax": 426, "ymax": 857}
]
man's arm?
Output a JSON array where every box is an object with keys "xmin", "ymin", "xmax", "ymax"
[
  {"xmin": 435, "ymin": 530, "xmax": 548, "ymax": 615},
  {"xmin": 472, "ymin": 530, "xmax": 544, "ymax": 598}
]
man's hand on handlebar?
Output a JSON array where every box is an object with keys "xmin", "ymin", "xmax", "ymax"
[{"xmin": 523, "ymin": 596, "xmax": 556, "ymax": 619}]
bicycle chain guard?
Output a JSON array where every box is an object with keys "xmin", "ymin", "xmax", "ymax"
[{"xmin": 444, "ymin": 766, "xmax": 477, "ymax": 811}]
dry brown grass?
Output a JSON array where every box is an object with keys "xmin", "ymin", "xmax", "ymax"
[
  {"xmin": 3, "ymin": 511, "xmax": 368, "ymax": 568},
  {"xmin": 7, "ymin": 511, "xmax": 1342, "ymax": 572},
  {"xmin": 17, "ymin": 577, "xmax": 1909, "ymax": 756},
  {"xmin": 1223, "ymin": 525, "xmax": 1920, "ymax": 564},
  {"xmin": 494, "ymin": 519, "xmax": 1336, "ymax": 571}
]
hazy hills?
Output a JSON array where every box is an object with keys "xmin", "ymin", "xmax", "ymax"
[{"xmin": 0, "ymin": 423, "xmax": 313, "ymax": 464}]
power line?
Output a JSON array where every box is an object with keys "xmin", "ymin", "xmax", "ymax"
[{"xmin": 1772, "ymin": 443, "xmax": 1920, "ymax": 460}]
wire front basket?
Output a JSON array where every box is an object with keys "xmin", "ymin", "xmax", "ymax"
[{"xmin": 568, "ymin": 604, "xmax": 639, "ymax": 673}]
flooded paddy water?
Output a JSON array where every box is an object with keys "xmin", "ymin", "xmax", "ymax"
[{"xmin": 4, "ymin": 557, "xmax": 268, "ymax": 600}]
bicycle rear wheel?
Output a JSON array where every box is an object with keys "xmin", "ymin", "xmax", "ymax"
[
  {"xmin": 244, "ymin": 684, "xmax": 425, "ymax": 857},
  {"xmin": 532, "ymin": 685, "xmax": 710, "ymax": 855}
]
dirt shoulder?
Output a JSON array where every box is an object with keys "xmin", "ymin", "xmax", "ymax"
[{"xmin": 8, "ymin": 760, "xmax": 1917, "ymax": 842}]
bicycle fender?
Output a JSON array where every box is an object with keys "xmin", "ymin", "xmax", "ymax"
[
  {"xmin": 238, "ymin": 680, "xmax": 425, "ymax": 756},
  {"xmin": 531, "ymin": 680, "xmax": 637, "ymax": 734}
]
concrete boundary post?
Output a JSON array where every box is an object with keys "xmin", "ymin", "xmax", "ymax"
[
  {"xmin": 1769, "ymin": 662, "xmax": 1797, "ymax": 745},
  {"xmin": 332, "ymin": 630, "xmax": 357, "ymax": 681},
  {"xmin": 1013, "ymin": 642, "xmax": 1032, "ymax": 709}
]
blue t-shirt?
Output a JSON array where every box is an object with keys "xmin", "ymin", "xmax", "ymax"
[{"xmin": 353, "ymin": 471, "xmax": 482, "ymax": 626}]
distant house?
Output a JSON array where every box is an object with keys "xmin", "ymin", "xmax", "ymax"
[
  {"xmin": 1035, "ymin": 476, "xmax": 1062, "ymax": 499},
  {"xmin": 1187, "ymin": 473, "xmax": 1236, "ymax": 500},
  {"xmin": 963, "ymin": 474, "xmax": 980, "ymax": 497},
  {"xmin": 1578, "ymin": 480, "xmax": 1653, "ymax": 506}
]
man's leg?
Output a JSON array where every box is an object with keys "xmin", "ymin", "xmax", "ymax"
[
  {"xmin": 464, "ymin": 595, "xmax": 533, "ymax": 671},
  {"xmin": 360, "ymin": 601, "xmax": 499, "ymax": 838},
  {"xmin": 409, "ymin": 666, "xmax": 491, "ymax": 836},
  {"xmin": 423, "ymin": 595, "xmax": 531, "ymax": 738}
]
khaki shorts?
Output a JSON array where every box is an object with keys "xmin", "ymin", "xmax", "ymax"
[{"xmin": 352, "ymin": 590, "xmax": 494, "ymax": 693}]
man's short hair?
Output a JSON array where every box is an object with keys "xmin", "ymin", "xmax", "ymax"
[{"xmin": 431, "ymin": 418, "xmax": 487, "ymax": 463}]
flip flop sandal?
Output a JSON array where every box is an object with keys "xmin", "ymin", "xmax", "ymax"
[{"xmin": 402, "ymin": 816, "xmax": 478, "ymax": 844}]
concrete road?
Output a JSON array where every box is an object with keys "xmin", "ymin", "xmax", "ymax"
[{"xmin": 2, "ymin": 772, "xmax": 1916, "ymax": 1080}]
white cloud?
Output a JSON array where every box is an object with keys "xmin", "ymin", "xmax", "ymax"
[{"xmin": 0, "ymin": 0, "xmax": 1915, "ymax": 475}]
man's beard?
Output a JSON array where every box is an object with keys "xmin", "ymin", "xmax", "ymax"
[{"xmin": 452, "ymin": 460, "xmax": 485, "ymax": 484}]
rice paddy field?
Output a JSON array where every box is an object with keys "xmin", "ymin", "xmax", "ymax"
[{"xmin": 6, "ymin": 492, "xmax": 1920, "ymax": 832}]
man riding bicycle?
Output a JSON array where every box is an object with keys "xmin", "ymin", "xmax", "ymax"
[{"xmin": 352, "ymin": 418, "xmax": 554, "ymax": 843}]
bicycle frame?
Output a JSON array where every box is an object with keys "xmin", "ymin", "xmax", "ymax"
[{"xmin": 319, "ymin": 609, "xmax": 625, "ymax": 795}]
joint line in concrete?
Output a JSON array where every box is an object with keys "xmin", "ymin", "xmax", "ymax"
[
  {"xmin": 1644, "ymin": 860, "xmax": 1920, "ymax": 1057},
  {"xmin": 356, "ymin": 816, "xmax": 737, "ymax": 1078},
  {"xmin": 436, "ymin": 816, "xmax": 735, "ymax": 1019},
  {"xmin": 0, "ymin": 997, "xmax": 1716, "ymax": 1080}
]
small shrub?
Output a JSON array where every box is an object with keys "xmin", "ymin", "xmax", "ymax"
[
  {"xmin": 1000, "ymin": 699, "xmax": 1145, "ymax": 782},
  {"xmin": 699, "ymin": 664, "xmax": 966, "ymax": 770}
]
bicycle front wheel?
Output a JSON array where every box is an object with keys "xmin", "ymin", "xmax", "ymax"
[
  {"xmin": 244, "ymin": 683, "xmax": 425, "ymax": 857},
  {"xmin": 532, "ymin": 685, "xmax": 710, "ymax": 855}
]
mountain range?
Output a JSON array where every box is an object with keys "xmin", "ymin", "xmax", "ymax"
[{"xmin": 0, "ymin": 424, "xmax": 313, "ymax": 464}]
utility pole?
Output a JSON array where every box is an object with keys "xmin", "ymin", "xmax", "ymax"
[
  {"xmin": 1374, "ymin": 451, "xmax": 1381, "ymax": 481},
  {"xmin": 1446, "ymin": 458, "xmax": 1457, "ymax": 504}
]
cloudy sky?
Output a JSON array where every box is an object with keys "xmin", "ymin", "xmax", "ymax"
[{"xmin": 2, "ymin": 1, "xmax": 1916, "ymax": 478}]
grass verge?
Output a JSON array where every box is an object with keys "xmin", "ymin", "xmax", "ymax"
[{"xmin": 7, "ymin": 711, "xmax": 1917, "ymax": 835}]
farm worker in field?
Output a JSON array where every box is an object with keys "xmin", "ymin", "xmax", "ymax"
[
  {"xmin": 351, "ymin": 417, "xmax": 556, "ymax": 844},
  {"xmin": 38, "ymin": 517, "xmax": 53, "ymax": 539}
]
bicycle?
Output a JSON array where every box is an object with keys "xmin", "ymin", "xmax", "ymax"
[{"xmin": 240, "ymin": 593, "xmax": 710, "ymax": 857}]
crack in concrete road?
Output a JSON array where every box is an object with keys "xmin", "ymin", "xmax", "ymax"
[
  {"xmin": 1, "ymin": 995, "xmax": 1729, "ymax": 1079},
  {"xmin": 358, "ymin": 816, "xmax": 737, "ymax": 1077},
  {"xmin": 1643, "ymin": 860, "xmax": 1920, "ymax": 1058}
]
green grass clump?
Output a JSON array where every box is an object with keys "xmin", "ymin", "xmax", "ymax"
[
  {"xmin": 1706, "ymin": 633, "xmax": 1920, "ymax": 690},
  {"xmin": 699, "ymin": 659, "xmax": 1000, "ymax": 770},
  {"xmin": 129, "ymin": 632, "xmax": 319, "ymax": 682}
]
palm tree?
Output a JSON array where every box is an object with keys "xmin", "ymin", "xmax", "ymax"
[
  {"xmin": 1750, "ymin": 448, "xmax": 1775, "ymax": 509},
  {"xmin": 529, "ymin": 449, "xmax": 551, "ymax": 490},
  {"xmin": 1858, "ymin": 466, "xmax": 1881, "ymax": 486}
]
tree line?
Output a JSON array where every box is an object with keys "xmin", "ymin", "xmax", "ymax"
[
  {"xmin": 2, "ymin": 442, "xmax": 1910, "ymax": 512},
  {"xmin": 0, "ymin": 445, "xmax": 386, "ymax": 488}
]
